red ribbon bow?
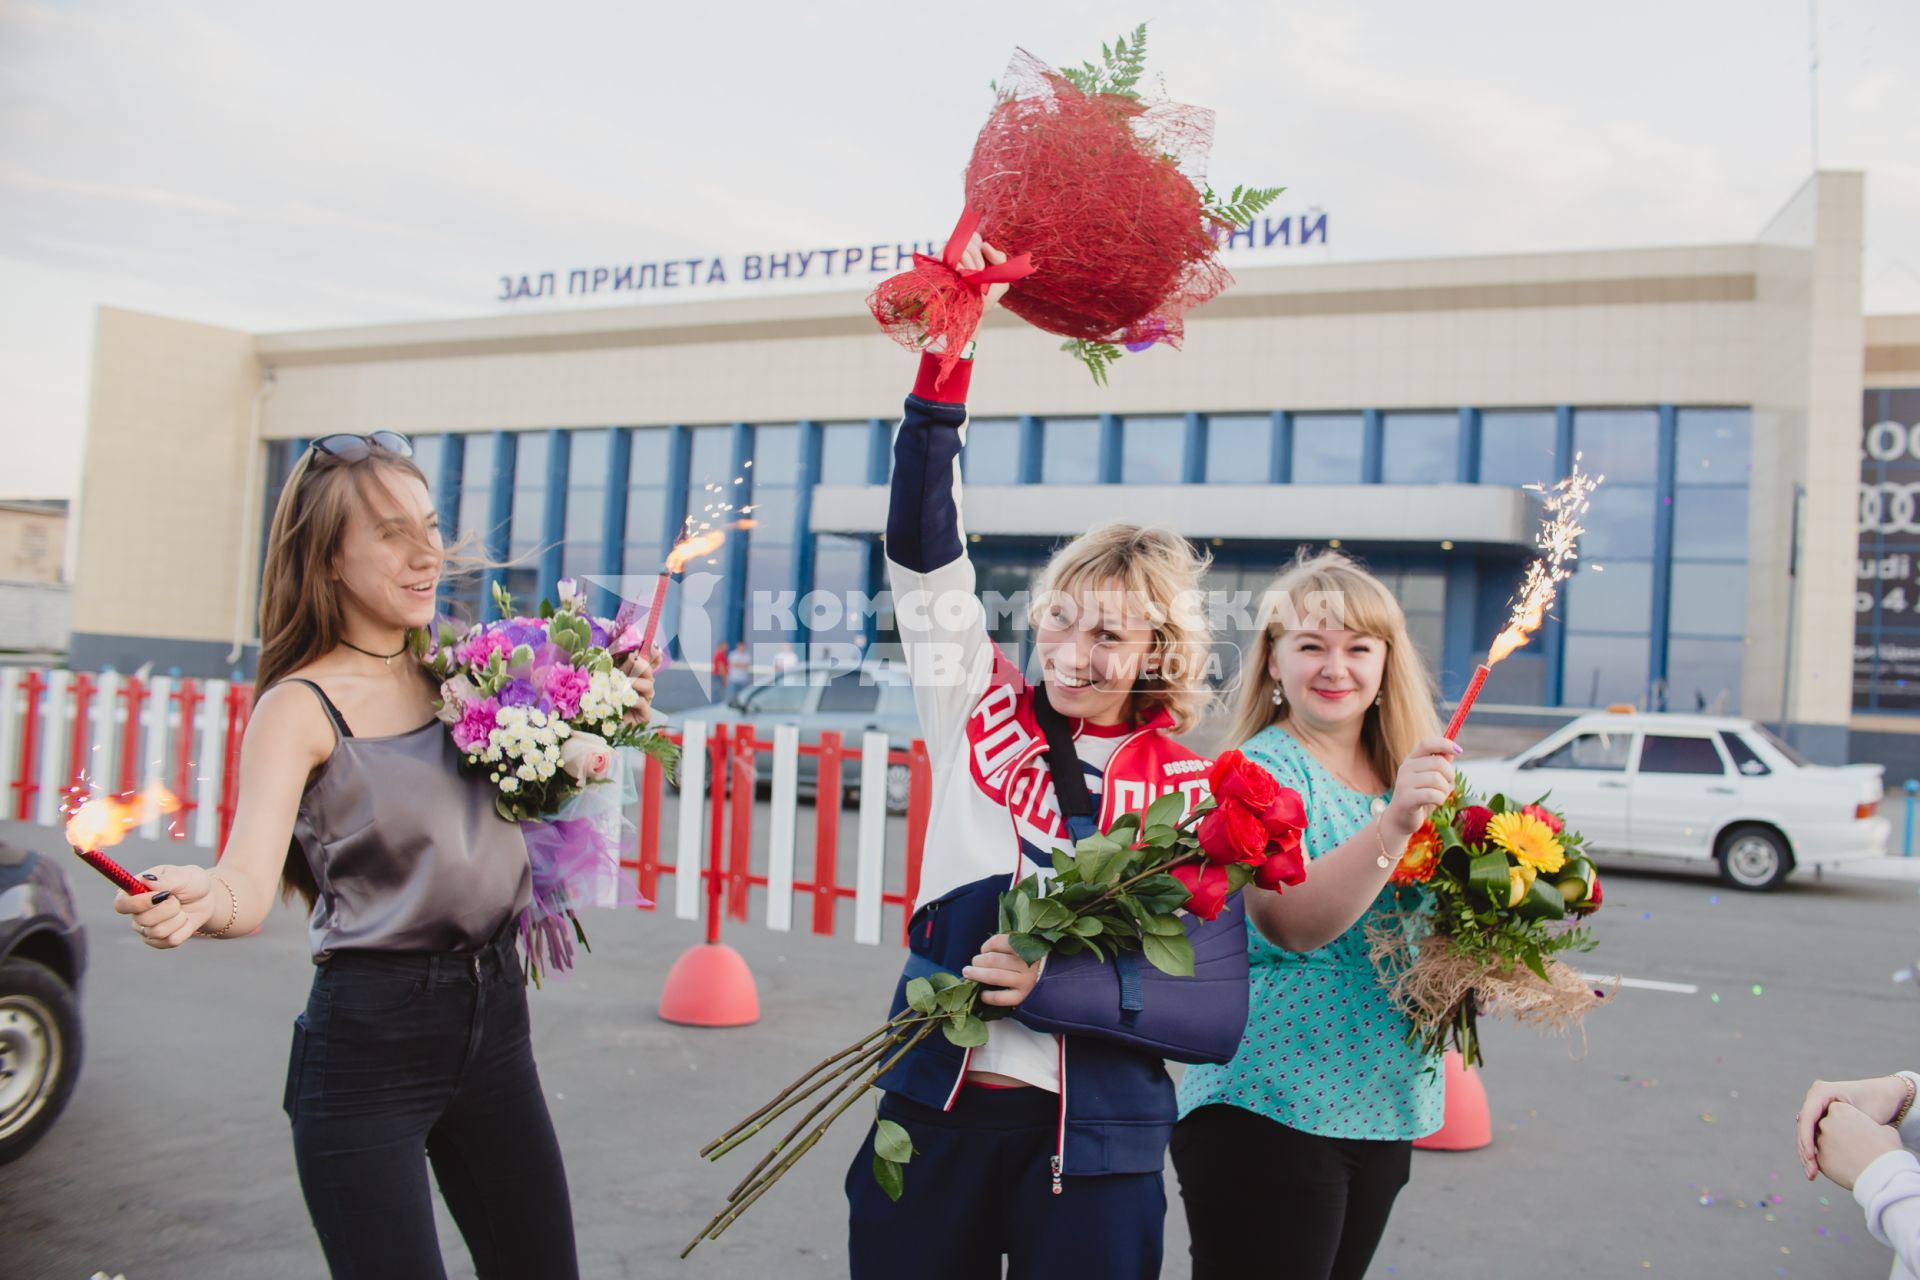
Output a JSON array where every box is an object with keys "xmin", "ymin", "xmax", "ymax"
[{"xmin": 912, "ymin": 208, "xmax": 1035, "ymax": 295}]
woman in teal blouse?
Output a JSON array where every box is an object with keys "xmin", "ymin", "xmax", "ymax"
[{"xmin": 1173, "ymin": 550, "xmax": 1459, "ymax": 1280}]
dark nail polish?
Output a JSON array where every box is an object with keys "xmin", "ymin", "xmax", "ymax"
[
  {"xmin": 141, "ymin": 873, "xmax": 160, "ymax": 881},
  {"xmin": 150, "ymin": 892, "xmax": 171, "ymax": 904}
]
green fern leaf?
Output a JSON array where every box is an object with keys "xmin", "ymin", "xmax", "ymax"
[{"xmin": 1061, "ymin": 339, "xmax": 1123, "ymax": 387}]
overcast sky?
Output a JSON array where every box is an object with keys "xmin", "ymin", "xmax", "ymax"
[{"xmin": 2, "ymin": 0, "xmax": 1916, "ymax": 499}]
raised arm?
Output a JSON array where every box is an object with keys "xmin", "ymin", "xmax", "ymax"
[{"xmin": 883, "ymin": 236, "xmax": 1013, "ymax": 747}]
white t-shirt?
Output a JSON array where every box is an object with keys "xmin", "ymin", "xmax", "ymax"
[{"xmin": 966, "ymin": 729, "xmax": 1125, "ymax": 1093}]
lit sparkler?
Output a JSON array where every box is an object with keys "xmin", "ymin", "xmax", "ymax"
[
  {"xmin": 64, "ymin": 781, "xmax": 183, "ymax": 894},
  {"xmin": 1444, "ymin": 462, "xmax": 1603, "ymax": 740}
]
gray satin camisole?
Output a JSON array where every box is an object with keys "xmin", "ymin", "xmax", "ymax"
[{"xmin": 289, "ymin": 679, "xmax": 532, "ymax": 963}]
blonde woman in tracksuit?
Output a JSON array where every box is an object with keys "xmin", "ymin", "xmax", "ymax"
[{"xmin": 844, "ymin": 236, "xmax": 1252, "ymax": 1279}]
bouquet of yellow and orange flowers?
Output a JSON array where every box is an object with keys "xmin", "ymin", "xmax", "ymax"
[{"xmin": 1369, "ymin": 782, "xmax": 1606, "ymax": 1066}]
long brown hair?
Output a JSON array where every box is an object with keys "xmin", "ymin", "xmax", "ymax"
[
  {"xmin": 255, "ymin": 442, "xmax": 435, "ymax": 907},
  {"xmin": 1226, "ymin": 549, "xmax": 1440, "ymax": 790}
]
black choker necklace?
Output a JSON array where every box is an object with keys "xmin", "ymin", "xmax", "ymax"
[{"xmin": 342, "ymin": 637, "xmax": 409, "ymax": 666}]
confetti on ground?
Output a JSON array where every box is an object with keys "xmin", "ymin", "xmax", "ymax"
[
  {"xmin": 1752, "ymin": 984, "xmax": 1765, "ymax": 996},
  {"xmin": 1643, "ymin": 911, "xmax": 1653, "ymax": 921},
  {"xmin": 1702, "ymin": 1112, "xmax": 1716, "ymax": 1123},
  {"xmin": 1711, "ymin": 993, "xmax": 1721, "ymax": 1002},
  {"xmin": 1710, "ymin": 894, "xmax": 1720, "ymax": 904}
]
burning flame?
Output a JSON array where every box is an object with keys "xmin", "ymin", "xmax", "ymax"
[
  {"xmin": 664, "ymin": 519, "xmax": 759, "ymax": 574},
  {"xmin": 667, "ymin": 530, "xmax": 728, "ymax": 573},
  {"xmin": 1485, "ymin": 461, "xmax": 1603, "ymax": 667},
  {"xmin": 64, "ymin": 781, "xmax": 183, "ymax": 851}
]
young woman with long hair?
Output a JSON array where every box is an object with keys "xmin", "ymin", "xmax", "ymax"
[
  {"xmin": 114, "ymin": 432, "xmax": 652, "ymax": 1279},
  {"xmin": 1170, "ymin": 549, "xmax": 1457, "ymax": 1280}
]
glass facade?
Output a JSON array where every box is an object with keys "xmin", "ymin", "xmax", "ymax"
[
  {"xmin": 1120, "ymin": 416, "xmax": 1184, "ymax": 484},
  {"xmin": 622, "ymin": 428, "xmax": 670, "ymax": 576},
  {"xmin": 264, "ymin": 399, "xmax": 1752, "ymax": 712},
  {"xmin": 1558, "ymin": 410, "xmax": 1658, "ymax": 709},
  {"xmin": 1292, "ymin": 413, "xmax": 1364, "ymax": 483},
  {"xmin": 1380, "ymin": 413, "xmax": 1457, "ymax": 485},
  {"xmin": 1478, "ymin": 411, "xmax": 1557, "ymax": 486},
  {"xmin": 961, "ymin": 418, "xmax": 1021, "ymax": 484},
  {"xmin": 1665, "ymin": 409, "xmax": 1751, "ymax": 711},
  {"xmin": 745, "ymin": 424, "xmax": 800, "ymax": 649},
  {"xmin": 1041, "ymin": 417, "xmax": 1100, "ymax": 484},
  {"xmin": 560, "ymin": 429, "xmax": 607, "ymax": 581},
  {"xmin": 1205, "ymin": 414, "xmax": 1271, "ymax": 484}
]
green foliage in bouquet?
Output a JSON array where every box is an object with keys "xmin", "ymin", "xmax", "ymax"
[{"xmin": 1374, "ymin": 779, "xmax": 1606, "ymax": 1066}]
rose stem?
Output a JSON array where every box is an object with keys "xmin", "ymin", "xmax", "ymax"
[
  {"xmin": 720, "ymin": 1032, "xmax": 904, "ymax": 1196},
  {"xmin": 689, "ymin": 1022, "xmax": 936, "ymax": 1252},
  {"xmin": 699, "ymin": 1016, "xmax": 908, "ymax": 1157}
]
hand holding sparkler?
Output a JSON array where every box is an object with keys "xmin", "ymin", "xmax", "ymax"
[{"xmin": 65, "ymin": 783, "xmax": 221, "ymax": 948}]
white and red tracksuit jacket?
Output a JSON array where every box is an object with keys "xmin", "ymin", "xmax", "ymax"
[{"xmin": 879, "ymin": 352, "xmax": 1251, "ymax": 1190}]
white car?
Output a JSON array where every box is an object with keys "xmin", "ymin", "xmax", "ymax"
[{"xmin": 1459, "ymin": 712, "xmax": 1888, "ymax": 891}]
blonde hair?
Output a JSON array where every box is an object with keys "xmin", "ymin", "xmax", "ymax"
[
  {"xmin": 1227, "ymin": 549, "xmax": 1440, "ymax": 788},
  {"xmin": 1026, "ymin": 523, "xmax": 1214, "ymax": 734}
]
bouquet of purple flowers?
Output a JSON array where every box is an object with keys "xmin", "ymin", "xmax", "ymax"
[{"xmin": 424, "ymin": 578, "xmax": 679, "ymax": 982}]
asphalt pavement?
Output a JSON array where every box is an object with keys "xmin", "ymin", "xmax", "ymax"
[{"xmin": 5, "ymin": 813, "xmax": 1920, "ymax": 1280}]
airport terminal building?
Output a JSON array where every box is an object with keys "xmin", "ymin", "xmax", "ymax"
[{"xmin": 64, "ymin": 171, "xmax": 1920, "ymax": 772}]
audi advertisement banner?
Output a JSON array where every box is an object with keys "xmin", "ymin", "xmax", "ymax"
[{"xmin": 1857, "ymin": 388, "xmax": 1920, "ymax": 711}]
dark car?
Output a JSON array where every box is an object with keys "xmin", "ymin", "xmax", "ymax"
[
  {"xmin": 0, "ymin": 837, "xmax": 87, "ymax": 1164},
  {"xmin": 665, "ymin": 663, "xmax": 923, "ymax": 813}
]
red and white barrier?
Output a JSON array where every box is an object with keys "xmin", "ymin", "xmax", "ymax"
[
  {"xmin": 622, "ymin": 718, "xmax": 933, "ymax": 947},
  {"xmin": 1, "ymin": 667, "xmax": 251, "ymax": 849},
  {"xmin": 0, "ymin": 668, "xmax": 934, "ymax": 949}
]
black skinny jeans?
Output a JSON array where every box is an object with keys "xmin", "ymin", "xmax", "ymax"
[
  {"xmin": 1171, "ymin": 1103, "xmax": 1412, "ymax": 1280},
  {"xmin": 283, "ymin": 928, "xmax": 577, "ymax": 1280}
]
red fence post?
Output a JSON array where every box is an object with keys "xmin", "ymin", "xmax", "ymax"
[
  {"xmin": 216, "ymin": 683, "xmax": 253, "ymax": 854},
  {"xmin": 902, "ymin": 738, "xmax": 932, "ymax": 945},
  {"xmin": 170, "ymin": 680, "xmax": 203, "ymax": 840},
  {"xmin": 11, "ymin": 670, "xmax": 45, "ymax": 821},
  {"xmin": 727, "ymin": 727, "xmax": 755, "ymax": 923},
  {"xmin": 636, "ymin": 748, "xmax": 664, "ymax": 909},
  {"xmin": 63, "ymin": 672, "xmax": 96, "ymax": 809},
  {"xmin": 704, "ymin": 723, "xmax": 728, "ymax": 945},
  {"xmin": 117, "ymin": 676, "xmax": 147, "ymax": 796},
  {"xmin": 811, "ymin": 730, "xmax": 843, "ymax": 935}
]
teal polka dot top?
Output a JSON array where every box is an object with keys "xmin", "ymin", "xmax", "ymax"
[{"xmin": 1177, "ymin": 725, "xmax": 1443, "ymax": 1140}]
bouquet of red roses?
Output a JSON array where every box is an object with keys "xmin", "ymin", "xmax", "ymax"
[
  {"xmin": 681, "ymin": 750, "xmax": 1305, "ymax": 1255},
  {"xmin": 1370, "ymin": 782, "xmax": 1607, "ymax": 1066},
  {"xmin": 868, "ymin": 26, "xmax": 1283, "ymax": 385}
]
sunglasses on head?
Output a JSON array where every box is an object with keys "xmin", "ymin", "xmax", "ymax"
[{"xmin": 310, "ymin": 431, "xmax": 413, "ymax": 462}]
